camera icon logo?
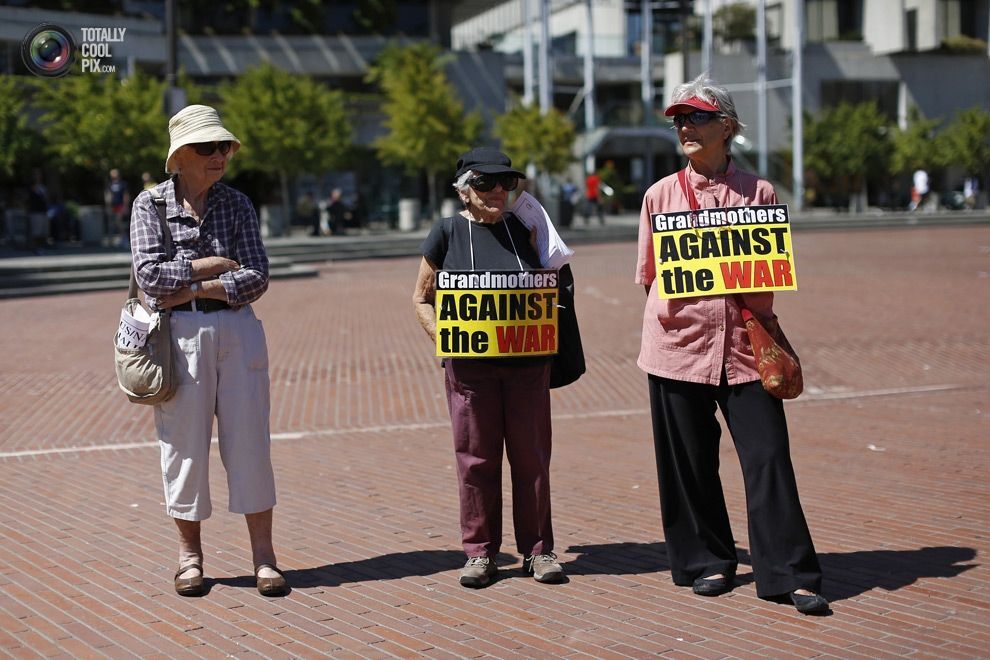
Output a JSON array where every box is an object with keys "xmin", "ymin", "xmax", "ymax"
[{"xmin": 21, "ymin": 23, "xmax": 75, "ymax": 78}]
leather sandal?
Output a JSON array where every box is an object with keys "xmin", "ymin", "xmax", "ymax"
[
  {"xmin": 174, "ymin": 563, "xmax": 204, "ymax": 597},
  {"xmin": 255, "ymin": 563, "xmax": 288, "ymax": 597}
]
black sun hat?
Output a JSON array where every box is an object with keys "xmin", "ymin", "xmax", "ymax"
[{"xmin": 455, "ymin": 147, "xmax": 526, "ymax": 179}]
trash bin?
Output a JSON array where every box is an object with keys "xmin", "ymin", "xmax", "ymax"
[
  {"xmin": 260, "ymin": 204, "xmax": 285, "ymax": 238},
  {"xmin": 398, "ymin": 198, "xmax": 420, "ymax": 232},
  {"xmin": 440, "ymin": 198, "xmax": 459, "ymax": 219},
  {"xmin": 5, "ymin": 209, "xmax": 28, "ymax": 248},
  {"xmin": 77, "ymin": 205, "xmax": 105, "ymax": 246}
]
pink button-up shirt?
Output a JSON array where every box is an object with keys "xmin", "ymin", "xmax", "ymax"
[{"xmin": 635, "ymin": 159, "xmax": 780, "ymax": 386}]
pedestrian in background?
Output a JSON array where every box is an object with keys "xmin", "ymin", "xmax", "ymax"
[
  {"xmin": 105, "ymin": 168, "xmax": 130, "ymax": 248},
  {"xmin": 130, "ymin": 104, "xmax": 286, "ymax": 598},
  {"xmin": 583, "ymin": 170, "xmax": 605, "ymax": 225},
  {"xmin": 634, "ymin": 75, "xmax": 828, "ymax": 615},
  {"xmin": 412, "ymin": 147, "xmax": 565, "ymax": 588},
  {"xmin": 910, "ymin": 168, "xmax": 930, "ymax": 211}
]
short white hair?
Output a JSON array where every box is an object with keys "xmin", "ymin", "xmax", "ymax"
[
  {"xmin": 670, "ymin": 73, "xmax": 746, "ymax": 142},
  {"xmin": 453, "ymin": 169, "xmax": 475, "ymax": 192}
]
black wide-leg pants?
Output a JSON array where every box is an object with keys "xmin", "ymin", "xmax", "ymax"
[{"xmin": 648, "ymin": 373, "xmax": 822, "ymax": 598}]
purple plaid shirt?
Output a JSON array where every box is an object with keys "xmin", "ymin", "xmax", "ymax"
[{"xmin": 130, "ymin": 177, "xmax": 269, "ymax": 311}]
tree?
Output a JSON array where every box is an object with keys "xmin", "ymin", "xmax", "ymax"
[
  {"xmin": 219, "ymin": 61, "xmax": 351, "ymax": 224},
  {"xmin": 495, "ymin": 104, "xmax": 575, "ymax": 178},
  {"xmin": 890, "ymin": 107, "xmax": 941, "ymax": 175},
  {"xmin": 937, "ymin": 107, "xmax": 990, "ymax": 189},
  {"xmin": 366, "ymin": 42, "xmax": 482, "ymax": 218},
  {"xmin": 803, "ymin": 102, "xmax": 890, "ymax": 210},
  {"xmin": 33, "ymin": 68, "xmax": 173, "ymax": 195},
  {"xmin": 714, "ymin": 2, "xmax": 755, "ymax": 43},
  {"xmin": 0, "ymin": 76, "xmax": 39, "ymax": 179}
]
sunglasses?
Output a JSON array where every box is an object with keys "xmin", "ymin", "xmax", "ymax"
[
  {"xmin": 672, "ymin": 111, "xmax": 724, "ymax": 128},
  {"xmin": 467, "ymin": 173, "xmax": 519, "ymax": 192},
  {"xmin": 190, "ymin": 141, "xmax": 233, "ymax": 157}
]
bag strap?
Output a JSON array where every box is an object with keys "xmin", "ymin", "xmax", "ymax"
[
  {"xmin": 678, "ymin": 168, "xmax": 753, "ymax": 320},
  {"xmin": 128, "ymin": 192, "xmax": 172, "ymax": 300},
  {"xmin": 677, "ymin": 168, "xmax": 700, "ymax": 212}
]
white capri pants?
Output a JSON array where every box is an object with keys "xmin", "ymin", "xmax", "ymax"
[{"xmin": 155, "ymin": 305, "xmax": 276, "ymax": 521}]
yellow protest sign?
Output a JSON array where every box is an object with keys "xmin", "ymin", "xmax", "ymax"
[
  {"xmin": 651, "ymin": 204, "xmax": 798, "ymax": 299},
  {"xmin": 435, "ymin": 270, "xmax": 559, "ymax": 358}
]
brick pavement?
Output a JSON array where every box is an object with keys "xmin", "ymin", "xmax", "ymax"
[{"xmin": 0, "ymin": 226, "xmax": 988, "ymax": 657}]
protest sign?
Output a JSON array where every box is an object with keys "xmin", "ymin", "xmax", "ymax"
[
  {"xmin": 651, "ymin": 204, "xmax": 798, "ymax": 299},
  {"xmin": 435, "ymin": 269, "xmax": 559, "ymax": 358}
]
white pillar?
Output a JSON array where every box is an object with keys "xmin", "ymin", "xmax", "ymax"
[
  {"xmin": 538, "ymin": 0, "xmax": 552, "ymax": 114},
  {"xmin": 791, "ymin": 0, "xmax": 804, "ymax": 211},
  {"xmin": 522, "ymin": 0, "xmax": 534, "ymax": 106},
  {"xmin": 756, "ymin": 0, "xmax": 768, "ymax": 178},
  {"xmin": 642, "ymin": 0, "xmax": 655, "ymax": 188},
  {"xmin": 702, "ymin": 0, "xmax": 713, "ymax": 75},
  {"xmin": 583, "ymin": 0, "xmax": 596, "ymax": 130}
]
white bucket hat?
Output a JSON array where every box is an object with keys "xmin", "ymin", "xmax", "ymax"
[{"xmin": 165, "ymin": 104, "xmax": 241, "ymax": 174}]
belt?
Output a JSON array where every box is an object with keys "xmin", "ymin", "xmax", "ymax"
[{"xmin": 173, "ymin": 299, "xmax": 231, "ymax": 313}]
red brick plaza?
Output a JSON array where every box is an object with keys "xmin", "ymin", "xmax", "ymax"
[{"xmin": 1, "ymin": 225, "xmax": 988, "ymax": 657}]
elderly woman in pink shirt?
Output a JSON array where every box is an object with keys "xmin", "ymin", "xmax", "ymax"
[{"xmin": 635, "ymin": 75, "xmax": 828, "ymax": 615}]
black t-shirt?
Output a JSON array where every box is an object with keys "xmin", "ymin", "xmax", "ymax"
[
  {"xmin": 420, "ymin": 212, "xmax": 550, "ymax": 365},
  {"xmin": 421, "ymin": 212, "xmax": 543, "ymax": 272}
]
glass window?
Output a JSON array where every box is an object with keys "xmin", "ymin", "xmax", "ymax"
[{"xmin": 820, "ymin": 80, "xmax": 898, "ymax": 119}]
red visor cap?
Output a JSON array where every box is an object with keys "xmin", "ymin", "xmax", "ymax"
[{"xmin": 664, "ymin": 96, "xmax": 720, "ymax": 116}]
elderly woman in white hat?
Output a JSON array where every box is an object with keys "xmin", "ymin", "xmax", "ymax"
[{"xmin": 130, "ymin": 104, "xmax": 286, "ymax": 597}]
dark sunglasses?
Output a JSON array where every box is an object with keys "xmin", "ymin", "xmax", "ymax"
[
  {"xmin": 190, "ymin": 141, "xmax": 233, "ymax": 157},
  {"xmin": 467, "ymin": 173, "xmax": 519, "ymax": 192},
  {"xmin": 672, "ymin": 111, "xmax": 723, "ymax": 128}
]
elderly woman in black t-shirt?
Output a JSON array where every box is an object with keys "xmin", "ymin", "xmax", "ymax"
[{"xmin": 412, "ymin": 148, "xmax": 563, "ymax": 588}]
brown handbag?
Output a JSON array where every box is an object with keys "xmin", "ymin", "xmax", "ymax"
[
  {"xmin": 114, "ymin": 192, "xmax": 177, "ymax": 405},
  {"xmin": 735, "ymin": 296, "xmax": 803, "ymax": 400}
]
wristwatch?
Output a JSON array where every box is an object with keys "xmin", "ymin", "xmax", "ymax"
[{"xmin": 190, "ymin": 282, "xmax": 201, "ymax": 297}]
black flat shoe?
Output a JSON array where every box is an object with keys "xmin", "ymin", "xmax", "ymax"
[
  {"xmin": 692, "ymin": 572, "xmax": 734, "ymax": 597},
  {"xmin": 790, "ymin": 591, "xmax": 829, "ymax": 614}
]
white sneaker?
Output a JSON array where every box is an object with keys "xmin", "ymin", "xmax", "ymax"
[{"xmin": 459, "ymin": 556, "xmax": 497, "ymax": 588}]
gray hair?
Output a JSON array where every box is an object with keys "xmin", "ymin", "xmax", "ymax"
[
  {"xmin": 670, "ymin": 73, "xmax": 746, "ymax": 143},
  {"xmin": 452, "ymin": 169, "xmax": 475, "ymax": 192}
]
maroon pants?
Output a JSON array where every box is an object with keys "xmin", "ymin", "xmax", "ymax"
[{"xmin": 444, "ymin": 358, "xmax": 554, "ymax": 559}]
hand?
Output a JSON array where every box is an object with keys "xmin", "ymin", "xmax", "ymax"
[
  {"xmin": 157, "ymin": 285, "xmax": 195, "ymax": 309},
  {"xmin": 191, "ymin": 256, "xmax": 239, "ymax": 279}
]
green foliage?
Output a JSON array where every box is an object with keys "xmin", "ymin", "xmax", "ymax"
[
  {"xmin": 803, "ymin": 102, "xmax": 890, "ymax": 195},
  {"xmin": 494, "ymin": 104, "xmax": 575, "ymax": 176},
  {"xmin": 940, "ymin": 35, "xmax": 988, "ymax": 54},
  {"xmin": 890, "ymin": 107, "xmax": 941, "ymax": 175},
  {"xmin": 0, "ymin": 76, "xmax": 39, "ymax": 179},
  {"xmin": 218, "ymin": 61, "xmax": 351, "ymax": 178},
  {"xmin": 352, "ymin": 0, "xmax": 397, "ymax": 33},
  {"xmin": 366, "ymin": 42, "xmax": 482, "ymax": 179},
  {"xmin": 937, "ymin": 107, "xmax": 990, "ymax": 179},
  {"xmin": 33, "ymin": 68, "xmax": 172, "ymax": 180},
  {"xmin": 714, "ymin": 2, "xmax": 755, "ymax": 42}
]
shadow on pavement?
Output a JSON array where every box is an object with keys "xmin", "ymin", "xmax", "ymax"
[
  {"xmin": 272, "ymin": 550, "xmax": 519, "ymax": 587},
  {"xmin": 565, "ymin": 542, "xmax": 977, "ymax": 604},
  {"xmin": 565, "ymin": 541, "xmax": 670, "ymax": 575},
  {"xmin": 819, "ymin": 546, "xmax": 977, "ymax": 602},
  {"xmin": 207, "ymin": 544, "xmax": 975, "ymax": 597}
]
